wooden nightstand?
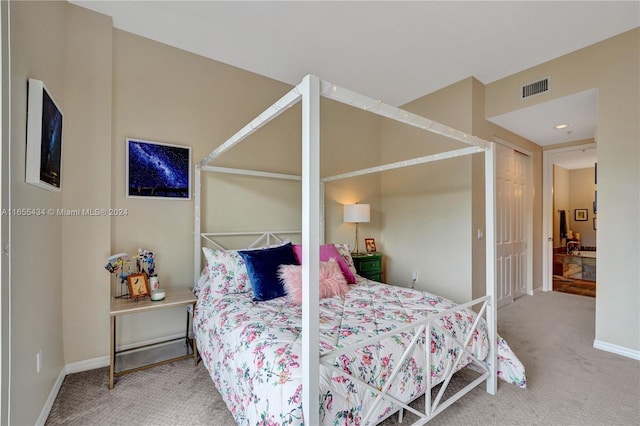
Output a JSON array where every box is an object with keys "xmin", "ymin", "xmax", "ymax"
[{"xmin": 352, "ymin": 252, "xmax": 383, "ymax": 282}]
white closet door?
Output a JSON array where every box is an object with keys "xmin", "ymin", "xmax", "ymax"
[
  {"xmin": 495, "ymin": 144, "xmax": 530, "ymax": 307},
  {"xmin": 496, "ymin": 144, "xmax": 514, "ymax": 307}
]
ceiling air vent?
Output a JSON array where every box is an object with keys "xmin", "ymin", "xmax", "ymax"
[{"xmin": 521, "ymin": 76, "xmax": 550, "ymax": 99}]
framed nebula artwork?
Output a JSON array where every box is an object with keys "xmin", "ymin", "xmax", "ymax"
[
  {"xmin": 26, "ymin": 79, "xmax": 63, "ymax": 191},
  {"xmin": 126, "ymin": 138, "xmax": 191, "ymax": 200}
]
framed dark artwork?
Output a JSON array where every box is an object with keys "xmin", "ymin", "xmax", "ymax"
[
  {"xmin": 575, "ymin": 209, "xmax": 588, "ymax": 221},
  {"xmin": 593, "ymin": 190, "xmax": 597, "ymax": 214},
  {"xmin": 365, "ymin": 238, "xmax": 376, "ymax": 253},
  {"xmin": 126, "ymin": 273, "xmax": 150, "ymax": 300},
  {"xmin": 126, "ymin": 138, "xmax": 191, "ymax": 199},
  {"xmin": 26, "ymin": 79, "xmax": 63, "ymax": 191}
]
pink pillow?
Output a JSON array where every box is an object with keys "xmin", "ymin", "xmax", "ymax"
[
  {"xmin": 279, "ymin": 259, "xmax": 350, "ymax": 304},
  {"xmin": 292, "ymin": 244, "xmax": 357, "ymax": 284}
]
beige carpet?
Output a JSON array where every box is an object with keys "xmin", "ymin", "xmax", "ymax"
[{"xmin": 46, "ymin": 292, "xmax": 640, "ymax": 425}]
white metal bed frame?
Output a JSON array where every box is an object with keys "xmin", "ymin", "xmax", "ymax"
[{"xmin": 194, "ymin": 74, "xmax": 497, "ymax": 425}]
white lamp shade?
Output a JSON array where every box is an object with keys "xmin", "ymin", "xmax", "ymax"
[{"xmin": 344, "ymin": 203, "xmax": 370, "ymax": 223}]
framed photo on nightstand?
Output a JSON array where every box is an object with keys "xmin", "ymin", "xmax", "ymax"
[
  {"xmin": 365, "ymin": 238, "xmax": 376, "ymax": 253},
  {"xmin": 126, "ymin": 273, "xmax": 150, "ymax": 299}
]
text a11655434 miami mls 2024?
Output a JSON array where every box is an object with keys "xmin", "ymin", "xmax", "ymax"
[{"xmin": 1, "ymin": 208, "xmax": 129, "ymax": 217}]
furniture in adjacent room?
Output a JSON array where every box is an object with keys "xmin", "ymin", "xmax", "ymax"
[
  {"xmin": 351, "ymin": 252, "xmax": 383, "ymax": 282},
  {"xmin": 109, "ymin": 287, "xmax": 197, "ymax": 389}
]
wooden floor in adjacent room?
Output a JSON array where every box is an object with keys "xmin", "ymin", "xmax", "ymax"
[{"xmin": 553, "ymin": 275, "xmax": 596, "ymax": 297}]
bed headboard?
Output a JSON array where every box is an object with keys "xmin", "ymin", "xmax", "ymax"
[{"xmin": 196, "ymin": 231, "xmax": 302, "ymax": 275}]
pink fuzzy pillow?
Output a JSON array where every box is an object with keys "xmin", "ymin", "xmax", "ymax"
[{"xmin": 278, "ymin": 258, "xmax": 350, "ymax": 304}]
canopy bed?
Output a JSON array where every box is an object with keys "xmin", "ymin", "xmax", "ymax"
[{"xmin": 193, "ymin": 75, "xmax": 525, "ymax": 425}]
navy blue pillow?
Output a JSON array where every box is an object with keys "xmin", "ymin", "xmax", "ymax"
[{"xmin": 238, "ymin": 243, "xmax": 299, "ymax": 301}]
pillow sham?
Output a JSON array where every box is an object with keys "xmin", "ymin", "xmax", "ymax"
[
  {"xmin": 238, "ymin": 242, "xmax": 299, "ymax": 302},
  {"xmin": 279, "ymin": 258, "xmax": 349, "ymax": 304},
  {"xmin": 333, "ymin": 243, "xmax": 358, "ymax": 277},
  {"xmin": 201, "ymin": 247, "xmax": 252, "ymax": 297},
  {"xmin": 292, "ymin": 244, "xmax": 357, "ymax": 284}
]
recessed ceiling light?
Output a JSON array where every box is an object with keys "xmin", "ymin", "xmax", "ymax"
[{"xmin": 554, "ymin": 123, "xmax": 569, "ymax": 129}]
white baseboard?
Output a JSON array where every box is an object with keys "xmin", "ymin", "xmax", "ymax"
[
  {"xmin": 593, "ymin": 339, "xmax": 640, "ymax": 360},
  {"xmin": 65, "ymin": 355, "xmax": 110, "ymax": 374},
  {"xmin": 36, "ymin": 332, "xmax": 188, "ymax": 424},
  {"xmin": 35, "ymin": 367, "xmax": 66, "ymax": 426},
  {"xmin": 528, "ymin": 286, "xmax": 543, "ymax": 296}
]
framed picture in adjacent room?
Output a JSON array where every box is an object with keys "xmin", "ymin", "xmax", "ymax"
[
  {"xmin": 575, "ymin": 209, "xmax": 588, "ymax": 221},
  {"xmin": 126, "ymin": 138, "xmax": 191, "ymax": 200}
]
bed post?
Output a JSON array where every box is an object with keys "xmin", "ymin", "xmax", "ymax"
[
  {"xmin": 301, "ymin": 74, "xmax": 321, "ymax": 425},
  {"xmin": 319, "ymin": 181, "xmax": 325, "ymax": 244},
  {"xmin": 485, "ymin": 142, "xmax": 498, "ymax": 395},
  {"xmin": 194, "ymin": 164, "xmax": 202, "ymax": 283}
]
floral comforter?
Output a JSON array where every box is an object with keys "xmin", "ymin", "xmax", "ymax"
[{"xmin": 193, "ymin": 278, "xmax": 526, "ymax": 425}]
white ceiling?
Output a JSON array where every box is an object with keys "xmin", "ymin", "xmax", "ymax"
[{"xmin": 71, "ymin": 1, "xmax": 638, "ymax": 167}]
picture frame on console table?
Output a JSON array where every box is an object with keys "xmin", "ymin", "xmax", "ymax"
[{"xmin": 126, "ymin": 273, "xmax": 150, "ymax": 300}]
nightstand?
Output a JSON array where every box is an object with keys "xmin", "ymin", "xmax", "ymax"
[
  {"xmin": 352, "ymin": 252, "xmax": 383, "ymax": 282},
  {"xmin": 109, "ymin": 287, "xmax": 197, "ymax": 389}
]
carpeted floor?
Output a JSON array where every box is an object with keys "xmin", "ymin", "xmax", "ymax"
[{"xmin": 46, "ymin": 292, "xmax": 639, "ymax": 425}]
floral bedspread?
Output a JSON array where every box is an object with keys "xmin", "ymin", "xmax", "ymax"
[{"xmin": 193, "ymin": 278, "xmax": 526, "ymax": 425}]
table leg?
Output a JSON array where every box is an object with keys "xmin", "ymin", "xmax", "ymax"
[
  {"xmin": 190, "ymin": 303, "xmax": 197, "ymax": 365},
  {"xmin": 109, "ymin": 316, "xmax": 115, "ymax": 389}
]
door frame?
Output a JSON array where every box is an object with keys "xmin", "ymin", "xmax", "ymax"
[
  {"xmin": 542, "ymin": 142, "xmax": 597, "ymax": 291},
  {"xmin": 1, "ymin": 1, "xmax": 10, "ymax": 423}
]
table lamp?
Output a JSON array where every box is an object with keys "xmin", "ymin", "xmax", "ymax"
[{"xmin": 344, "ymin": 203, "xmax": 370, "ymax": 254}]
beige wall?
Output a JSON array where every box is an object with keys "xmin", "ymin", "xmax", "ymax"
[
  {"xmin": 10, "ymin": 2, "xmax": 113, "ymax": 423},
  {"xmin": 110, "ymin": 29, "xmax": 302, "ymax": 344},
  {"xmin": 320, "ymin": 100, "xmax": 382, "ymax": 249},
  {"xmin": 568, "ymin": 167, "xmax": 597, "ymax": 247},
  {"xmin": 487, "ymin": 28, "xmax": 639, "ymax": 353},
  {"xmin": 378, "ymin": 76, "xmax": 543, "ymax": 303},
  {"xmin": 553, "ymin": 165, "xmax": 570, "ymax": 247},
  {"xmin": 379, "ymin": 79, "xmax": 474, "ymax": 302},
  {"xmin": 61, "ymin": 5, "xmax": 113, "ymax": 365},
  {"xmin": 111, "ymin": 31, "xmax": 381, "ymax": 345},
  {"xmin": 10, "ymin": 2, "xmax": 67, "ymax": 424}
]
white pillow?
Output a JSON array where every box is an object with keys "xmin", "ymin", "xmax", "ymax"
[
  {"xmin": 334, "ymin": 243, "xmax": 358, "ymax": 276},
  {"xmin": 202, "ymin": 248, "xmax": 252, "ymax": 297}
]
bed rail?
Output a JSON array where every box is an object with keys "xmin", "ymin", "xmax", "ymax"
[
  {"xmin": 319, "ymin": 295, "xmax": 492, "ymax": 425},
  {"xmin": 200, "ymin": 231, "xmax": 301, "ymax": 251}
]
